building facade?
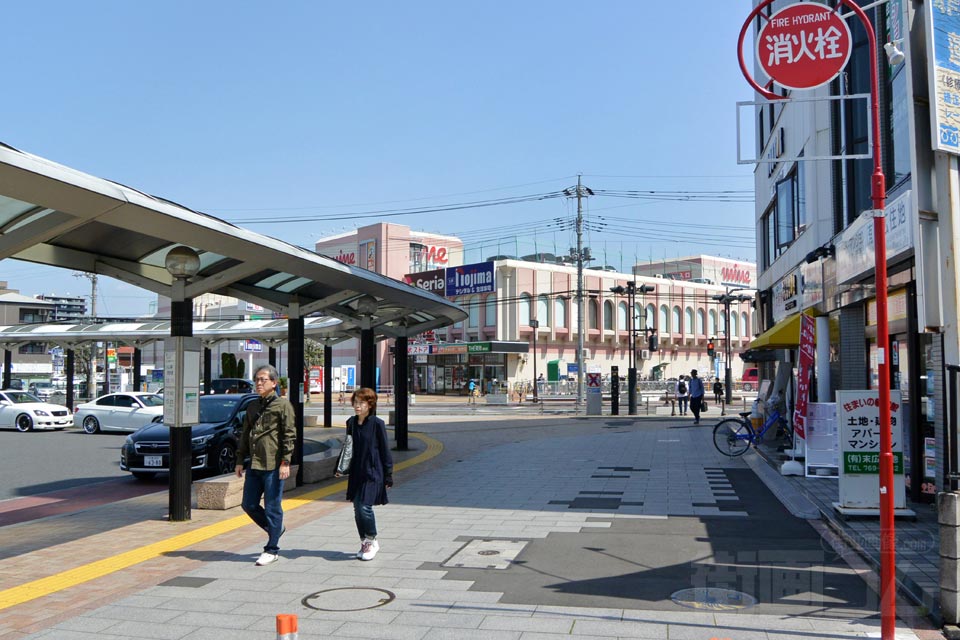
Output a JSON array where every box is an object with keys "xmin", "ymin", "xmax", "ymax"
[
  {"xmin": 747, "ymin": 0, "xmax": 946, "ymax": 508},
  {"xmin": 313, "ymin": 224, "xmax": 755, "ymax": 394}
]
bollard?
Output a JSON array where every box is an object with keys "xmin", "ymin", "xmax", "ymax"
[
  {"xmin": 670, "ymin": 399, "xmax": 676, "ymax": 416},
  {"xmin": 277, "ymin": 613, "xmax": 298, "ymax": 640}
]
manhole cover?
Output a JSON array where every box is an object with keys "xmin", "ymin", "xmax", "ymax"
[
  {"xmin": 302, "ymin": 587, "xmax": 395, "ymax": 611},
  {"xmin": 670, "ymin": 587, "xmax": 758, "ymax": 611},
  {"xmin": 442, "ymin": 539, "xmax": 528, "ymax": 569}
]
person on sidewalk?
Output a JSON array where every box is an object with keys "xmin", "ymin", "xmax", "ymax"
[
  {"xmin": 713, "ymin": 378, "xmax": 724, "ymax": 407},
  {"xmin": 689, "ymin": 369, "xmax": 706, "ymax": 424},
  {"xmin": 467, "ymin": 379, "xmax": 476, "ymax": 404},
  {"xmin": 342, "ymin": 387, "xmax": 393, "ymax": 561},
  {"xmin": 676, "ymin": 376, "xmax": 689, "ymax": 415},
  {"xmin": 235, "ymin": 364, "xmax": 296, "ymax": 566}
]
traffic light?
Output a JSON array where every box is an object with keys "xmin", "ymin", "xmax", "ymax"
[
  {"xmin": 648, "ymin": 333, "xmax": 658, "ymax": 352},
  {"xmin": 707, "ymin": 340, "xmax": 716, "ymax": 358}
]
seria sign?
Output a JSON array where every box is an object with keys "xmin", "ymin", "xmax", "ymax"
[{"xmin": 757, "ymin": 3, "xmax": 851, "ymax": 90}]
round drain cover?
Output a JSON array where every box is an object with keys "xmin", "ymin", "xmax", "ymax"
[
  {"xmin": 478, "ymin": 550, "xmax": 500, "ymax": 556},
  {"xmin": 670, "ymin": 587, "xmax": 757, "ymax": 611},
  {"xmin": 302, "ymin": 587, "xmax": 396, "ymax": 611}
]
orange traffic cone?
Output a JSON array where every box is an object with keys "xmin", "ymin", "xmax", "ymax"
[{"xmin": 276, "ymin": 613, "xmax": 298, "ymax": 640}]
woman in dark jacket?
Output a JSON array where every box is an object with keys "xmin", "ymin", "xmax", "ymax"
[{"xmin": 342, "ymin": 387, "xmax": 393, "ymax": 561}]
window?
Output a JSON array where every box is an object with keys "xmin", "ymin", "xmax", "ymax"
[
  {"xmin": 708, "ymin": 309, "xmax": 717, "ymax": 336},
  {"xmin": 696, "ymin": 309, "xmax": 706, "ymax": 335},
  {"xmin": 741, "ymin": 311, "xmax": 750, "ymax": 337},
  {"xmin": 19, "ymin": 310, "xmax": 46, "ymax": 323},
  {"xmin": 762, "ymin": 166, "xmax": 806, "ymax": 268},
  {"xmin": 115, "ymin": 395, "xmax": 137, "ymax": 408},
  {"xmin": 719, "ymin": 310, "xmax": 727, "ymax": 335},
  {"xmin": 603, "ymin": 301, "xmax": 614, "ymax": 330},
  {"xmin": 660, "ymin": 305, "xmax": 670, "ymax": 333},
  {"xmin": 731, "ymin": 312, "xmax": 739, "ymax": 338},
  {"xmin": 554, "ymin": 297, "xmax": 567, "ymax": 328},
  {"xmin": 589, "ymin": 299, "xmax": 599, "ymax": 329},
  {"xmin": 96, "ymin": 395, "xmax": 117, "ymax": 406},
  {"xmin": 618, "ymin": 302, "xmax": 628, "ymax": 330},
  {"xmin": 684, "ymin": 307, "xmax": 694, "ymax": 334},
  {"xmin": 484, "ymin": 295, "xmax": 497, "ymax": 326},
  {"xmin": 18, "ymin": 342, "xmax": 45, "ymax": 354},
  {"xmin": 634, "ymin": 303, "xmax": 642, "ymax": 331},
  {"xmin": 672, "ymin": 306, "xmax": 681, "ymax": 333},
  {"xmin": 537, "ymin": 295, "xmax": 550, "ymax": 327},
  {"xmin": 519, "ymin": 293, "xmax": 531, "ymax": 326},
  {"xmin": 467, "ymin": 296, "xmax": 479, "ymax": 328},
  {"xmin": 645, "ymin": 304, "xmax": 655, "ymax": 332}
]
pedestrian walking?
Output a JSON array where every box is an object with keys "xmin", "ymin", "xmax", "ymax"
[
  {"xmin": 676, "ymin": 376, "xmax": 689, "ymax": 415},
  {"xmin": 339, "ymin": 387, "xmax": 393, "ymax": 561},
  {"xmin": 689, "ymin": 369, "xmax": 706, "ymax": 424},
  {"xmin": 235, "ymin": 364, "xmax": 296, "ymax": 566},
  {"xmin": 467, "ymin": 379, "xmax": 477, "ymax": 404},
  {"xmin": 713, "ymin": 378, "xmax": 724, "ymax": 406}
]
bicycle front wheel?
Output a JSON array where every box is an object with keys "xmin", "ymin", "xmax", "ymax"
[{"xmin": 713, "ymin": 418, "xmax": 754, "ymax": 457}]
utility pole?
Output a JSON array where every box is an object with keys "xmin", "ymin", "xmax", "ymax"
[
  {"xmin": 74, "ymin": 272, "xmax": 98, "ymax": 399},
  {"xmin": 576, "ymin": 176, "xmax": 584, "ymax": 409}
]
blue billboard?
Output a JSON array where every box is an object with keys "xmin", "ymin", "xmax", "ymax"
[{"xmin": 446, "ymin": 261, "xmax": 495, "ymax": 297}]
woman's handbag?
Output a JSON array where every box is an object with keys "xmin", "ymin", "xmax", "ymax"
[
  {"xmin": 701, "ymin": 401, "xmax": 709, "ymax": 412},
  {"xmin": 336, "ymin": 424, "xmax": 353, "ymax": 476}
]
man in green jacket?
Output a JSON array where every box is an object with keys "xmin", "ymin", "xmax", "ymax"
[{"xmin": 235, "ymin": 364, "xmax": 296, "ymax": 566}]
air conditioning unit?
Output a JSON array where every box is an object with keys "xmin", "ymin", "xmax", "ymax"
[{"xmin": 640, "ymin": 349, "xmax": 651, "ymax": 360}]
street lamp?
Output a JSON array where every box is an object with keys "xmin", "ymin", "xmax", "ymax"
[
  {"xmin": 711, "ymin": 290, "xmax": 753, "ymax": 406},
  {"xmin": 613, "ymin": 282, "xmax": 655, "ymax": 415},
  {"xmin": 739, "ymin": 3, "xmax": 894, "ymax": 635},
  {"xmin": 164, "ymin": 245, "xmax": 201, "ymax": 522},
  {"xmin": 530, "ymin": 319, "xmax": 539, "ymax": 402}
]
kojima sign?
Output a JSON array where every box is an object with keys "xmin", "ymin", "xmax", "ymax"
[{"xmin": 446, "ymin": 261, "xmax": 495, "ymax": 296}]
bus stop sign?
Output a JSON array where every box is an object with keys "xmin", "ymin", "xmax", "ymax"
[{"xmin": 757, "ymin": 3, "xmax": 851, "ymax": 91}]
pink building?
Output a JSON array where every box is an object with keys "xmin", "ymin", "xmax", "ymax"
[{"xmin": 313, "ymin": 224, "xmax": 755, "ymax": 393}]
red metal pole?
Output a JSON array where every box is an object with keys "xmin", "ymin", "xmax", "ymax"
[{"xmin": 841, "ymin": 2, "xmax": 895, "ymax": 637}]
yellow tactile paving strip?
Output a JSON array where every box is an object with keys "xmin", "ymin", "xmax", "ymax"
[{"xmin": 0, "ymin": 432, "xmax": 442, "ymax": 612}]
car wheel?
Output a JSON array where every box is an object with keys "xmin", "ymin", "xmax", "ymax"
[
  {"xmin": 15, "ymin": 413, "xmax": 33, "ymax": 432},
  {"xmin": 132, "ymin": 471, "xmax": 157, "ymax": 481},
  {"xmin": 212, "ymin": 441, "xmax": 237, "ymax": 475},
  {"xmin": 743, "ymin": 383, "xmax": 753, "ymax": 392},
  {"xmin": 82, "ymin": 415, "xmax": 101, "ymax": 434}
]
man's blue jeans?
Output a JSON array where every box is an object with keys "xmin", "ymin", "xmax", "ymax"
[
  {"xmin": 353, "ymin": 495, "xmax": 378, "ymax": 540},
  {"xmin": 242, "ymin": 468, "xmax": 284, "ymax": 553}
]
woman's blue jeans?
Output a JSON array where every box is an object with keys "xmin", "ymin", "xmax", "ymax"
[
  {"xmin": 353, "ymin": 494, "xmax": 378, "ymax": 540},
  {"xmin": 242, "ymin": 468, "xmax": 285, "ymax": 553}
]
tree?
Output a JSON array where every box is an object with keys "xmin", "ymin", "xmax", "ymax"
[
  {"xmin": 237, "ymin": 357, "xmax": 245, "ymax": 379},
  {"xmin": 221, "ymin": 352, "xmax": 237, "ymax": 378}
]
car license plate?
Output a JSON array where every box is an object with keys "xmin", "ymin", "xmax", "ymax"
[{"xmin": 144, "ymin": 456, "xmax": 163, "ymax": 467}]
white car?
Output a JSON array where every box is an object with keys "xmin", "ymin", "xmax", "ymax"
[
  {"xmin": 0, "ymin": 389, "xmax": 73, "ymax": 432},
  {"xmin": 74, "ymin": 392, "xmax": 164, "ymax": 434}
]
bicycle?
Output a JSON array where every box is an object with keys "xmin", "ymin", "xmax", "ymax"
[{"xmin": 712, "ymin": 408, "xmax": 789, "ymax": 457}]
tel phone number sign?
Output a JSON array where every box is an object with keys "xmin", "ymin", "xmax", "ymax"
[{"xmin": 836, "ymin": 390, "xmax": 905, "ymax": 510}]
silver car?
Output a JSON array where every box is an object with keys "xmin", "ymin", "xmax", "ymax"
[
  {"xmin": 0, "ymin": 390, "xmax": 73, "ymax": 432},
  {"xmin": 74, "ymin": 392, "xmax": 164, "ymax": 434}
]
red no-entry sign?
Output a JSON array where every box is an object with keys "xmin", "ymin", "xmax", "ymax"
[{"xmin": 756, "ymin": 3, "xmax": 851, "ymax": 90}]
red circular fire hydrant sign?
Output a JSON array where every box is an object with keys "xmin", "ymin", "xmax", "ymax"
[{"xmin": 756, "ymin": 3, "xmax": 851, "ymax": 90}]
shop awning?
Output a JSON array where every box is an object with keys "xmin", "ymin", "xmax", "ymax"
[{"xmin": 749, "ymin": 310, "xmax": 818, "ymax": 350}]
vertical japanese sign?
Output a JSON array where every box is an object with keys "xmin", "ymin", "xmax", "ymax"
[
  {"xmin": 792, "ymin": 314, "xmax": 816, "ymax": 440},
  {"xmin": 836, "ymin": 390, "xmax": 905, "ymax": 510},
  {"xmin": 926, "ymin": 0, "xmax": 960, "ymax": 152}
]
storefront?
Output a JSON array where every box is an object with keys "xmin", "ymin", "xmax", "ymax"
[{"xmin": 408, "ymin": 341, "xmax": 528, "ymax": 395}]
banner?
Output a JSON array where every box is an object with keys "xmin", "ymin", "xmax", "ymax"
[{"xmin": 793, "ymin": 314, "xmax": 815, "ymax": 440}]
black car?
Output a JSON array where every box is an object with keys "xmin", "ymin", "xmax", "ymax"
[{"xmin": 121, "ymin": 393, "xmax": 259, "ymax": 480}]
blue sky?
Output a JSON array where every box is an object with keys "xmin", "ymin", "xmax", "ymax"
[{"xmin": 1, "ymin": 1, "xmax": 756, "ymax": 317}]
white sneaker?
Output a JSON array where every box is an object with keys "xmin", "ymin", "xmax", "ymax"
[
  {"xmin": 255, "ymin": 552, "xmax": 279, "ymax": 566},
  {"xmin": 361, "ymin": 539, "xmax": 379, "ymax": 561},
  {"xmin": 356, "ymin": 540, "xmax": 366, "ymax": 559}
]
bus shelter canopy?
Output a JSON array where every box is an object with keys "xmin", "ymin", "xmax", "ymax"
[{"xmin": 0, "ymin": 142, "xmax": 466, "ymax": 338}]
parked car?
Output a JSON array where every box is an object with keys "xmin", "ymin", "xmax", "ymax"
[
  {"xmin": 120, "ymin": 393, "xmax": 258, "ymax": 480},
  {"xmin": 74, "ymin": 392, "xmax": 165, "ymax": 434},
  {"xmin": 28, "ymin": 380, "xmax": 57, "ymax": 401},
  {"xmin": 209, "ymin": 378, "xmax": 254, "ymax": 394},
  {"xmin": 742, "ymin": 367, "xmax": 759, "ymax": 392},
  {"xmin": 0, "ymin": 389, "xmax": 73, "ymax": 432}
]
